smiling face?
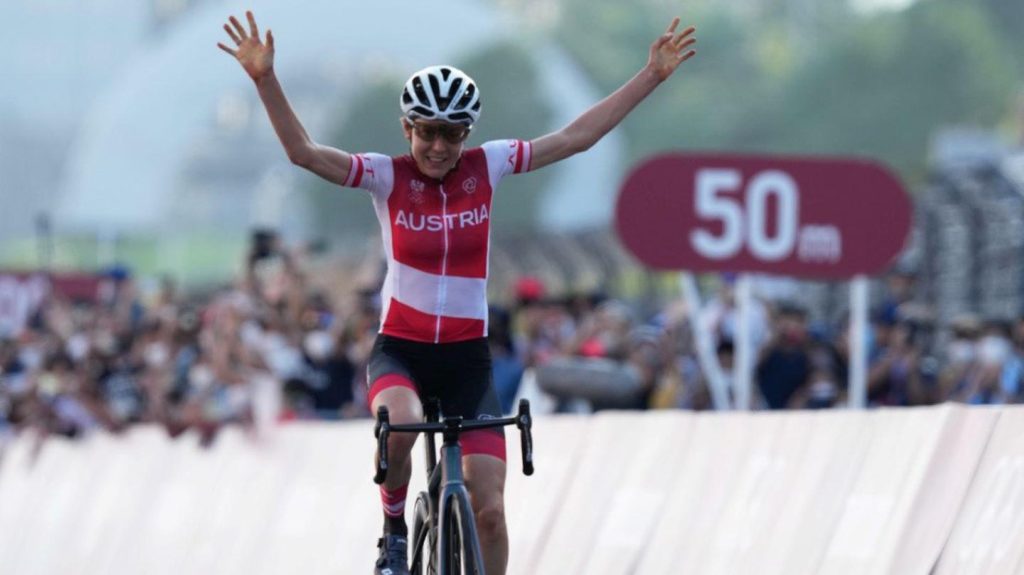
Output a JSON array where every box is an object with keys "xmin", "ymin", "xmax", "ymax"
[{"xmin": 402, "ymin": 118, "xmax": 471, "ymax": 180}]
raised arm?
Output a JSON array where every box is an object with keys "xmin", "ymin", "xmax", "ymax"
[
  {"xmin": 218, "ymin": 11, "xmax": 352, "ymax": 186},
  {"xmin": 529, "ymin": 18, "xmax": 697, "ymax": 171}
]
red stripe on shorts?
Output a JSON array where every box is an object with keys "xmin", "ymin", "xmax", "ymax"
[
  {"xmin": 460, "ymin": 429, "xmax": 507, "ymax": 461},
  {"xmin": 368, "ymin": 373, "xmax": 419, "ymax": 407}
]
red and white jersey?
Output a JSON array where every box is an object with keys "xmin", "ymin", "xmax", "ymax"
[{"xmin": 343, "ymin": 140, "xmax": 533, "ymax": 343}]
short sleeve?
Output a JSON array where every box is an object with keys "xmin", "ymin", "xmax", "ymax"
[
  {"xmin": 481, "ymin": 140, "xmax": 533, "ymax": 189},
  {"xmin": 342, "ymin": 153, "xmax": 394, "ymax": 198}
]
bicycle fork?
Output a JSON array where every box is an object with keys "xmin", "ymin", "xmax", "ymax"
[{"xmin": 437, "ymin": 436, "xmax": 485, "ymax": 573}]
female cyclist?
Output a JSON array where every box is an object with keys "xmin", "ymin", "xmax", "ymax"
[{"xmin": 219, "ymin": 11, "xmax": 696, "ymax": 575}]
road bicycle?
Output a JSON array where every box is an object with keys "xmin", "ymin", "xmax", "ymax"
[{"xmin": 374, "ymin": 398, "xmax": 534, "ymax": 575}]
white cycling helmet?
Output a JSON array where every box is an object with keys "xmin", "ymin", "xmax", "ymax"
[{"xmin": 400, "ymin": 65, "xmax": 481, "ymax": 126}]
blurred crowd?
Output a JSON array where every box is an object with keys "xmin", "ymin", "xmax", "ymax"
[
  {"xmin": 0, "ymin": 232, "xmax": 375, "ymax": 446},
  {"xmin": 500, "ymin": 269, "xmax": 1024, "ymax": 414},
  {"xmin": 2, "ymin": 237, "xmax": 1023, "ymax": 447}
]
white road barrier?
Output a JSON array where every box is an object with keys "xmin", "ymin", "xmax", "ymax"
[{"xmin": 0, "ymin": 404, "xmax": 1020, "ymax": 575}]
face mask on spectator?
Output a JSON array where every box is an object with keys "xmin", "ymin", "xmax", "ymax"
[
  {"xmin": 304, "ymin": 330, "xmax": 334, "ymax": 362},
  {"xmin": 2, "ymin": 372, "xmax": 27, "ymax": 396},
  {"xmin": 144, "ymin": 342, "xmax": 170, "ymax": 368},
  {"xmin": 976, "ymin": 336, "xmax": 1010, "ymax": 367},
  {"xmin": 38, "ymin": 373, "xmax": 61, "ymax": 398},
  {"xmin": 18, "ymin": 346, "xmax": 43, "ymax": 371},
  {"xmin": 239, "ymin": 320, "xmax": 263, "ymax": 350},
  {"xmin": 809, "ymin": 378, "xmax": 837, "ymax": 402},
  {"xmin": 66, "ymin": 334, "xmax": 90, "ymax": 363},
  {"xmin": 190, "ymin": 364, "xmax": 215, "ymax": 391},
  {"xmin": 94, "ymin": 330, "xmax": 117, "ymax": 355},
  {"xmin": 264, "ymin": 333, "xmax": 303, "ymax": 379},
  {"xmin": 947, "ymin": 340, "xmax": 975, "ymax": 365}
]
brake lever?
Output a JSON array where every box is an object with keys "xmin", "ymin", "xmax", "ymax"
[
  {"xmin": 517, "ymin": 399, "xmax": 534, "ymax": 476},
  {"xmin": 374, "ymin": 406, "xmax": 390, "ymax": 484}
]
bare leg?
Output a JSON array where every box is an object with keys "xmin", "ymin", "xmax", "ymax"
[
  {"xmin": 464, "ymin": 454, "xmax": 508, "ymax": 575},
  {"xmin": 371, "ymin": 386, "xmax": 422, "ymax": 523}
]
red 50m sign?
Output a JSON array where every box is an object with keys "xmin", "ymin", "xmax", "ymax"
[{"xmin": 615, "ymin": 153, "xmax": 912, "ymax": 279}]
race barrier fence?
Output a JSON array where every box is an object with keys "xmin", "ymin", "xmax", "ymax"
[{"xmin": 0, "ymin": 404, "xmax": 1021, "ymax": 574}]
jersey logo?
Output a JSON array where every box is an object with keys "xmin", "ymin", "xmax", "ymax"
[
  {"xmin": 462, "ymin": 177, "xmax": 478, "ymax": 194},
  {"xmin": 409, "ymin": 179, "xmax": 426, "ymax": 205},
  {"xmin": 395, "ymin": 205, "xmax": 490, "ymax": 232}
]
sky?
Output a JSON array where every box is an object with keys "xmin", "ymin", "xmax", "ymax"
[
  {"xmin": 849, "ymin": 0, "xmax": 918, "ymax": 14},
  {"xmin": 0, "ymin": 0, "xmax": 927, "ymax": 252}
]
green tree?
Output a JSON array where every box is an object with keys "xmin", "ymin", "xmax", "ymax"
[
  {"xmin": 303, "ymin": 80, "xmax": 405, "ymax": 242},
  {"xmin": 458, "ymin": 43, "xmax": 553, "ymax": 231},
  {"xmin": 552, "ymin": 0, "xmax": 1018, "ymax": 185},
  {"xmin": 551, "ymin": 0, "xmax": 847, "ymax": 161},
  {"xmin": 756, "ymin": 1, "xmax": 1016, "ymax": 183},
  {"xmin": 979, "ymin": 0, "xmax": 1024, "ymax": 73}
]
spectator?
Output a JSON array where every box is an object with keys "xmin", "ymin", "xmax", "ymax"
[
  {"xmin": 867, "ymin": 317, "xmax": 923, "ymax": 406},
  {"xmin": 698, "ymin": 278, "xmax": 770, "ymax": 358},
  {"xmin": 8, "ymin": 227, "xmax": 1024, "ymax": 448},
  {"xmin": 489, "ymin": 307, "xmax": 524, "ymax": 414},
  {"xmin": 948, "ymin": 318, "xmax": 1016, "ymax": 405},
  {"xmin": 285, "ymin": 328, "xmax": 357, "ymax": 419},
  {"xmin": 568, "ymin": 299, "xmax": 634, "ymax": 360},
  {"xmin": 877, "ymin": 267, "xmax": 918, "ymax": 327},
  {"xmin": 798, "ymin": 335, "xmax": 847, "ymax": 409},
  {"xmin": 756, "ymin": 304, "xmax": 812, "ymax": 409},
  {"xmin": 1001, "ymin": 316, "xmax": 1024, "ymax": 403},
  {"xmin": 939, "ymin": 314, "xmax": 981, "ymax": 403}
]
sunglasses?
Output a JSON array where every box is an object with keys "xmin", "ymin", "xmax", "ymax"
[{"xmin": 409, "ymin": 120, "xmax": 472, "ymax": 144}]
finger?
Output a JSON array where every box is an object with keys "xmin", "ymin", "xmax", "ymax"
[
  {"xmin": 229, "ymin": 15, "xmax": 248, "ymax": 40},
  {"xmin": 217, "ymin": 42, "xmax": 238, "ymax": 57},
  {"xmin": 673, "ymin": 25, "xmax": 697, "ymax": 45},
  {"xmin": 246, "ymin": 11, "xmax": 260, "ymax": 39},
  {"xmin": 223, "ymin": 23, "xmax": 242, "ymax": 45},
  {"xmin": 677, "ymin": 50, "xmax": 697, "ymax": 64},
  {"xmin": 675, "ymin": 37, "xmax": 697, "ymax": 53},
  {"xmin": 266, "ymin": 29, "xmax": 274, "ymax": 50},
  {"xmin": 654, "ymin": 32, "xmax": 673, "ymax": 50},
  {"xmin": 665, "ymin": 16, "xmax": 680, "ymax": 35}
]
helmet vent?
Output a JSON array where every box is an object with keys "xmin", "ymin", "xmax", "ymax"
[
  {"xmin": 400, "ymin": 65, "xmax": 481, "ymax": 125},
  {"xmin": 412, "ymin": 78, "xmax": 430, "ymax": 108},
  {"xmin": 456, "ymin": 83, "xmax": 475, "ymax": 108},
  {"xmin": 411, "ymin": 105, "xmax": 435, "ymax": 118},
  {"xmin": 428, "ymin": 75, "xmax": 444, "ymax": 107}
]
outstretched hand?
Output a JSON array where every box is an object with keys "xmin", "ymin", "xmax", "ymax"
[
  {"xmin": 217, "ymin": 11, "xmax": 275, "ymax": 81},
  {"xmin": 648, "ymin": 17, "xmax": 697, "ymax": 82}
]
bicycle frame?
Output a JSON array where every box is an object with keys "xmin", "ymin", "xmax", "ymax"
[
  {"xmin": 375, "ymin": 399, "xmax": 534, "ymax": 575},
  {"xmin": 436, "ymin": 420, "xmax": 484, "ymax": 573}
]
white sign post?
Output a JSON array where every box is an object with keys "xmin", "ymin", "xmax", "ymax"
[
  {"xmin": 617, "ymin": 153, "xmax": 910, "ymax": 412},
  {"xmin": 681, "ymin": 273, "xmax": 732, "ymax": 410},
  {"xmin": 849, "ymin": 275, "xmax": 869, "ymax": 408},
  {"xmin": 735, "ymin": 274, "xmax": 753, "ymax": 410}
]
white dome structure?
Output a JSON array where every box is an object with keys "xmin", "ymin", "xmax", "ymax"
[{"xmin": 57, "ymin": 0, "xmax": 623, "ymax": 235}]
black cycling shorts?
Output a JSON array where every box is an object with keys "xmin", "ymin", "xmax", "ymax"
[{"xmin": 367, "ymin": 334, "xmax": 505, "ymax": 460}]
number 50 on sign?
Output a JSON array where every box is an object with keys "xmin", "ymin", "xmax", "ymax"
[{"xmin": 615, "ymin": 153, "xmax": 911, "ymax": 280}]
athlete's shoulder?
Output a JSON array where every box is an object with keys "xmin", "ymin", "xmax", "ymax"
[
  {"xmin": 344, "ymin": 152, "xmax": 395, "ymax": 192},
  {"xmin": 480, "ymin": 139, "xmax": 533, "ymax": 175},
  {"xmin": 460, "ymin": 145, "xmax": 488, "ymax": 165}
]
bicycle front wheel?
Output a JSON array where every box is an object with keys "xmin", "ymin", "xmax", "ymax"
[
  {"xmin": 440, "ymin": 495, "xmax": 482, "ymax": 575},
  {"xmin": 411, "ymin": 492, "xmax": 437, "ymax": 575}
]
